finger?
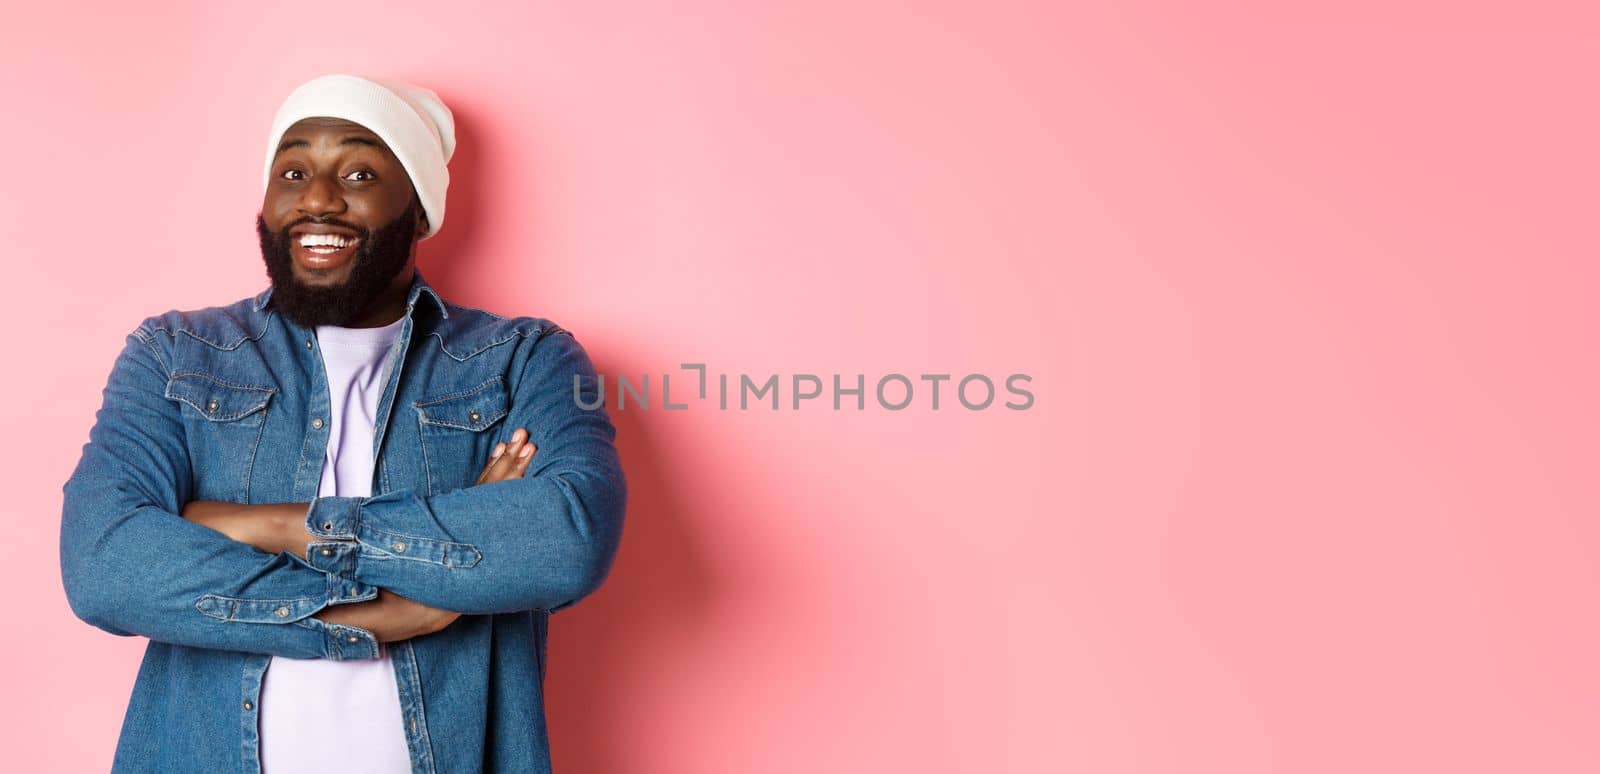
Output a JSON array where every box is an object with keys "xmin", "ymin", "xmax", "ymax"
[
  {"xmin": 477, "ymin": 441, "xmax": 509, "ymax": 484},
  {"xmin": 499, "ymin": 428, "xmax": 526, "ymax": 456},
  {"xmin": 482, "ymin": 445, "xmax": 515, "ymax": 483},
  {"xmin": 482, "ymin": 428, "xmax": 529, "ymax": 484},
  {"xmin": 510, "ymin": 442, "xmax": 537, "ymax": 477},
  {"xmin": 498, "ymin": 428, "xmax": 528, "ymax": 466}
]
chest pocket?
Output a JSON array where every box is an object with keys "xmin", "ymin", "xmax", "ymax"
[
  {"xmin": 165, "ymin": 372, "xmax": 276, "ymax": 503},
  {"xmin": 415, "ymin": 376, "xmax": 510, "ymax": 495}
]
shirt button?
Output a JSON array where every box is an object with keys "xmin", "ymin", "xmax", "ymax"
[
  {"xmin": 468, "ymin": 411, "xmax": 481, "ymax": 422},
  {"xmin": 306, "ymin": 339, "xmax": 314, "ymax": 349},
  {"xmin": 311, "ymin": 417, "xmax": 324, "ymax": 430},
  {"xmin": 322, "ymin": 521, "xmax": 334, "ymax": 530},
  {"xmin": 274, "ymin": 606, "xmax": 289, "ymax": 617},
  {"xmin": 319, "ymin": 547, "xmax": 334, "ymax": 557},
  {"xmin": 391, "ymin": 542, "xmax": 407, "ymax": 553},
  {"xmin": 206, "ymin": 399, "xmax": 219, "ymax": 412},
  {"xmin": 346, "ymin": 635, "xmax": 359, "ymax": 643},
  {"xmin": 243, "ymin": 700, "xmax": 254, "ymax": 711}
]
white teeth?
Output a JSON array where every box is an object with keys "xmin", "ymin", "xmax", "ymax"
[{"xmin": 298, "ymin": 233, "xmax": 353, "ymax": 248}]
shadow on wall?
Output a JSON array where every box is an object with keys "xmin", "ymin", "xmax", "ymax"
[
  {"xmin": 418, "ymin": 101, "xmax": 719, "ymax": 772},
  {"xmin": 548, "ymin": 395, "xmax": 716, "ymax": 772}
]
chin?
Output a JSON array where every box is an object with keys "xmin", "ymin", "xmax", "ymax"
[{"xmin": 294, "ymin": 265, "xmax": 359, "ymax": 286}]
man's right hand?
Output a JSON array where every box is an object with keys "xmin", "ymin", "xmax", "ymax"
[
  {"xmin": 477, "ymin": 426, "xmax": 538, "ymax": 485},
  {"xmin": 311, "ymin": 426, "xmax": 538, "ymax": 643}
]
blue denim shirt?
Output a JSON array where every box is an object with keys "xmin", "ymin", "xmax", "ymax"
[{"xmin": 60, "ymin": 270, "xmax": 627, "ymax": 773}]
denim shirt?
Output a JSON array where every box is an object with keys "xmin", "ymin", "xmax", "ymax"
[{"xmin": 60, "ymin": 270, "xmax": 627, "ymax": 773}]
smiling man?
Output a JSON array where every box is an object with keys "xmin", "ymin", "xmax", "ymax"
[
  {"xmin": 257, "ymin": 115, "xmax": 425, "ymax": 329},
  {"xmin": 60, "ymin": 74, "xmax": 626, "ymax": 774}
]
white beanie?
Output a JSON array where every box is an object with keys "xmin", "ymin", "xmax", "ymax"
[{"xmin": 262, "ymin": 74, "xmax": 456, "ymax": 240}]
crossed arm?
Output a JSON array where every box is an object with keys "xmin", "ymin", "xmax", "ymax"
[
  {"xmin": 180, "ymin": 430, "xmax": 540, "ymax": 643},
  {"xmin": 61, "ymin": 324, "xmax": 626, "ymax": 661}
]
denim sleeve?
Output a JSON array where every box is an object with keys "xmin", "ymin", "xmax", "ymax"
[
  {"xmin": 60, "ymin": 325, "xmax": 381, "ymax": 660},
  {"xmin": 304, "ymin": 327, "xmax": 627, "ymax": 616}
]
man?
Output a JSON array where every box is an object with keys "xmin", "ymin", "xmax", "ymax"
[{"xmin": 59, "ymin": 73, "xmax": 627, "ymax": 774}]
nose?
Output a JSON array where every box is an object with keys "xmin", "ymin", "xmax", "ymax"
[{"xmin": 296, "ymin": 172, "xmax": 346, "ymax": 219}]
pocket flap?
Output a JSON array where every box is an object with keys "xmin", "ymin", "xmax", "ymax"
[
  {"xmin": 415, "ymin": 376, "xmax": 509, "ymax": 431},
  {"xmin": 165, "ymin": 373, "xmax": 275, "ymax": 421}
]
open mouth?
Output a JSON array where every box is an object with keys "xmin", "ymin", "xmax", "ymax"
[{"xmin": 292, "ymin": 232, "xmax": 362, "ymax": 270}]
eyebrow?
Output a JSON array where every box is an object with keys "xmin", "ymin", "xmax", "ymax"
[{"xmin": 276, "ymin": 135, "xmax": 386, "ymax": 154}]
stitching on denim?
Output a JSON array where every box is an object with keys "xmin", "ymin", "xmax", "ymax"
[
  {"xmin": 357, "ymin": 541, "xmax": 480, "ymax": 569},
  {"xmin": 242, "ymin": 401, "xmax": 269, "ymax": 498},
  {"xmin": 360, "ymin": 520, "xmax": 474, "ymax": 546},
  {"xmin": 286, "ymin": 589, "xmax": 378, "ymax": 660},
  {"xmin": 133, "ymin": 326, "xmax": 173, "ymax": 375},
  {"xmin": 415, "ymin": 376, "xmax": 510, "ymax": 430},
  {"xmin": 417, "ymin": 409, "xmax": 436, "ymax": 498},
  {"xmin": 164, "ymin": 374, "xmax": 276, "ymax": 421},
  {"xmin": 418, "ymin": 409, "xmax": 509, "ymax": 433},
  {"xmin": 166, "ymin": 371, "xmax": 278, "ymax": 393},
  {"xmin": 399, "ymin": 641, "xmax": 438, "ymax": 772},
  {"xmin": 413, "ymin": 375, "xmax": 504, "ymax": 407},
  {"xmin": 307, "ymin": 498, "xmax": 360, "ymax": 540},
  {"xmin": 420, "ymin": 410, "xmax": 508, "ymax": 433},
  {"xmin": 194, "ymin": 593, "xmax": 322, "ymax": 621},
  {"xmin": 356, "ymin": 551, "xmax": 480, "ymax": 570},
  {"xmin": 359, "ymin": 523, "xmax": 481, "ymax": 559},
  {"xmin": 427, "ymin": 317, "xmax": 550, "ymax": 362},
  {"xmin": 197, "ymin": 593, "xmax": 323, "ymax": 606},
  {"xmin": 145, "ymin": 309, "xmax": 273, "ymax": 351},
  {"xmin": 433, "ymin": 329, "xmax": 521, "ymax": 361},
  {"xmin": 324, "ymin": 581, "xmax": 378, "ymax": 607}
]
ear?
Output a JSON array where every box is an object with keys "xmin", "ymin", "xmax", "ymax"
[{"xmin": 415, "ymin": 207, "xmax": 429, "ymax": 239}]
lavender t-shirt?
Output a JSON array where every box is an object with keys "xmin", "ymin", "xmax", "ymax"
[{"xmin": 259, "ymin": 316, "xmax": 411, "ymax": 773}]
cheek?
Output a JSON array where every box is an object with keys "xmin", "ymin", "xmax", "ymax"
[
  {"xmin": 352, "ymin": 195, "xmax": 402, "ymax": 222},
  {"xmin": 262, "ymin": 198, "xmax": 296, "ymax": 229}
]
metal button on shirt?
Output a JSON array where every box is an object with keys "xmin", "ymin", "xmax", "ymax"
[{"xmin": 311, "ymin": 417, "xmax": 324, "ymax": 430}]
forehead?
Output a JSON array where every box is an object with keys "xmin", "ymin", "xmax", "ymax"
[{"xmin": 275, "ymin": 117, "xmax": 394, "ymax": 158}]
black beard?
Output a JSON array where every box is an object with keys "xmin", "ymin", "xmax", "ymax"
[{"xmin": 256, "ymin": 200, "xmax": 418, "ymax": 328}]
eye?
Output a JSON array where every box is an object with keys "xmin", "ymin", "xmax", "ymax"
[
  {"xmin": 280, "ymin": 169, "xmax": 306, "ymax": 181},
  {"xmin": 345, "ymin": 170, "xmax": 376, "ymax": 182}
]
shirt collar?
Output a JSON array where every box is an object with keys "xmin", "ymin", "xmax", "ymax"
[{"xmin": 252, "ymin": 269, "xmax": 450, "ymax": 321}]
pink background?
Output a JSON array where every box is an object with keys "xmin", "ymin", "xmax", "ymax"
[{"xmin": 3, "ymin": 2, "xmax": 1597, "ymax": 772}]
